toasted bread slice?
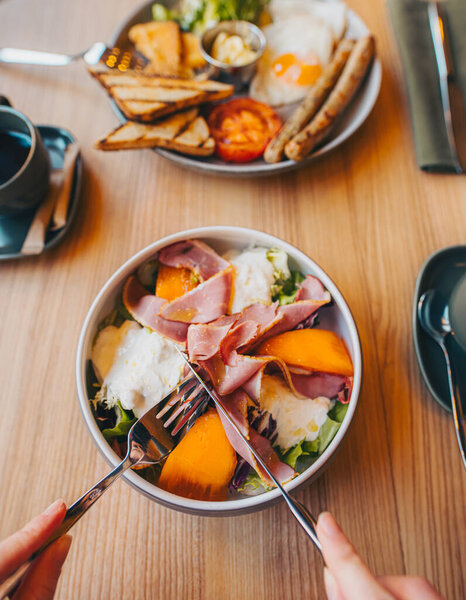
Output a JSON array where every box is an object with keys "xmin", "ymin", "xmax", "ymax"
[
  {"xmin": 128, "ymin": 21, "xmax": 181, "ymax": 76},
  {"xmin": 181, "ymin": 32, "xmax": 206, "ymax": 71},
  {"xmin": 91, "ymin": 70, "xmax": 231, "ymax": 91},
  {"xmin": 95, "ymin": 108, "xmax": 215, "ymax": 156},
  {"xmin": 90, "ymin": 70, "xmax": 233, "ymax": 122}
]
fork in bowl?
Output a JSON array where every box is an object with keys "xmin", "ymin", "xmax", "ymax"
[
  {"xmin": 0, "ymin": 375, "xmax": 208, "ymax": 599},
  {"xmin": 0, "ymin": 42, "xmax": 148, "ymax": 70}
]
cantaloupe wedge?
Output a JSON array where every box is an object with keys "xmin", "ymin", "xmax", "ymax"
[
  {"xmin": 158, "ymin": 409, "xmax": 237, "ymax": 501},
  {"xmin": 155, "ymin": 264, "xmax": 198, "ymax": 301},
  {"xmin": 256, "ymin": 329, "xmax": 353, "ymax": 377}
]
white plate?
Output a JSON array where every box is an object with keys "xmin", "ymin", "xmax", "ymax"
[{"xmin": 109, "ymin": 1, "xmax": 381, "ymax": 176}]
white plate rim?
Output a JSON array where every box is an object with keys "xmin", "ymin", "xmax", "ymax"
[{"xmin": 75, "ymin": 226, "xmax": 363, "ymax": 515}]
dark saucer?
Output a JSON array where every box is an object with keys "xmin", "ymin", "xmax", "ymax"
[
  {"xmin": 413, "ymin": 245, "xmax": 466, "ymax": 413},
  {"xmin": 0, "ymin": 125, "xmax": 82, "ymax": 260}
]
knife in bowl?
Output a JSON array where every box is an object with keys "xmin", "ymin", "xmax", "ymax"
[
  {"xmin": 176, "ymin": 349, "xmax": 323, "ymax": 553},
  {"xmin": 428, "ymin": 2, "xmax": 466, "ymax": 173}
]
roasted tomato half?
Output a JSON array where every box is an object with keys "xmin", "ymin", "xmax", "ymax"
[{"xmin": 208, "ymin": 98, "xmax": 282, "ymax": 163}]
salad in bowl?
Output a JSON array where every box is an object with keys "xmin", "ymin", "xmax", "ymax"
[{"xmin": 76, "ymin": 227, "xmax": 361, "ymax": 515}]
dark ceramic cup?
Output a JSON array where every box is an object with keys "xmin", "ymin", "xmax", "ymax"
[{"xmin": 0, "ymin": 97, "xmax": 50, "ymax": 216}]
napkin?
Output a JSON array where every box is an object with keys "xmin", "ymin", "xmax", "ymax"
[
  {"xmin": 387, "ymin": 0, "xmax": 466, "ymax": 172},
  {"xmin": 21, "ymin": 142, "xmax": 79, "ymax": 255}
]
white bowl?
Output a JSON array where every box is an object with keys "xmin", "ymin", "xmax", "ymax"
[{"xmin": 76, "ymin": 227, "xmax": 362, "ymax": 516}]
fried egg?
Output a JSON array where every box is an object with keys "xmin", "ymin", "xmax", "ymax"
[
  {"xmin": 269, "ymin": 0, "xmax": 348, "ymax": 43},
  {"xmin": 250, "ymin": 15, "xmax": 334, "ymax": 106}
]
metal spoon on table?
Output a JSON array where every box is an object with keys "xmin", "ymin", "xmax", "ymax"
[{"xmin": 418, "ymin": 287, "xmax": 466, "ymax": 468}]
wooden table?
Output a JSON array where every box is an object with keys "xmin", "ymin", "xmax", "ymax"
[{"xmin": 1, "ymin": 1, "xmax": 465, "ymax": 598}]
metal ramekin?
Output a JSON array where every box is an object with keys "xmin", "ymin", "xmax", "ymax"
[{"xmin": 201, "ymin": 20, "xmax": 266, "ymax": 91}]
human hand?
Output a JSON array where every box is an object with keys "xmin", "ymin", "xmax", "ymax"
[
  {"xmin": 316, "ymin": 512, "xmax": 443, "ymax": 600},
  {"xmin": 0, "ymin": 499, "xmax": 72, "ymax": 600}
]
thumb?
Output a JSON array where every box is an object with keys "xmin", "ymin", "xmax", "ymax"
[{"xmin": 13, "ymin": 535, "xmax": 72, "ymax": 600}]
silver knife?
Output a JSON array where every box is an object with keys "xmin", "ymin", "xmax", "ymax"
[
  {"xmin": 176, "ymin": 349, "xmax": 323, "ymax": 553},
  {"xmin": 428, "ymin": 2, "xmax": 466, "ymax": 173}
]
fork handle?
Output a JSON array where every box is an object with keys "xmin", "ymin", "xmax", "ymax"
[
  {"xmin": 0, "ymin": 455, "xmax": 135, "ymax": 599},
  {"xmin": 0, "ymin": 48, "xmax": 76, "ymax": 66}
]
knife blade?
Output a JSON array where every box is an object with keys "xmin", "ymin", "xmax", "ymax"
[
  {"xmin": 176, "ymin": 349, "xmax": 323, "ymax": 552},
  {"xmin": 428, "ymin": 2, "xmax": 466, "ymax": 173}
]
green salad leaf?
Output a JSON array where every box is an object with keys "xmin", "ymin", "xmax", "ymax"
[
  {"xmin": 96, "ymin": 301, "xmax": 134, "ymax": 334},
  {"xmin": 280, "ymin": 401, "xmax": 349, "ymax": 472},
  {"xmin": 152, "ymin": 0, "xmax": 269, "ymax": 33},
  {"xmin": 152, "ymin": 3, "xmax": 178, "ymax": 21},
  {"xmin": 102, "ymin": 401, "xmax": 137, "ymax": 442},
  {"xmin": 237, "ymin": 468, "xmax": 273, "ymax": 495},
  {"xmin": 238, "ymin": 401, "xmax": 349, "ymax": 495},
  {"xmin": 266, "ymin": 248, "xmax": 306, "ymax": 306}
]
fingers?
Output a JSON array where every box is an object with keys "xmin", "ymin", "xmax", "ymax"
[
  {"xmin": 0, "ymin": 500, "xmax": 66, "ymax": 580},
  {"xmin": 323, "ymin": 568, "xmax": 346, "ymax": 600},
  {"xmin": 317, "ymin": 512, "xmax": 394, "ymax": 600},
  {"xmin": 378, "ymin": 576, "xmax": 444, "ymax": 600},
  {"xmin": 13, "ymin": 535, "xmax": 72, "ymax": 600}
]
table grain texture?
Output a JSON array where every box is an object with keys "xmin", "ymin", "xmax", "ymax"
[{"xmin": 1, "ymin": 0, "xmax": 465, "ymax": 598}]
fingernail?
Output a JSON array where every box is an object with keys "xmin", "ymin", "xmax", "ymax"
[
  {"xmin": 44, "ymin": 499, "xmax": 65, "ymax": 516},
  {"xmin": 318, "ymin": 512, "xmax": 342, "ymax": 538},
  {"xmin": 323, "ymin": 567, "xmax": 339, "ymax": 600}
]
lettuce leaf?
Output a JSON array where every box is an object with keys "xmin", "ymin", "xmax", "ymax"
[
  {"xmin": 280, "ymin": 401, "xmax": 349, "ymax": 472},
  {"xmin": 102, "ymin": 401, "xmax": 137, "ymax": 442},
  {"xmin": 266, "ymin": 248, "xmax": 305, "ymax": 306},
  {"xmin": 162, "ymin": 1, "xmax": 269, "ymax": 34},
  {"xmin": 152, "ymin": 3, "xmax": 178, "ymax": 21},
  {"xmin": 97, "ymin": 302, "xmax": 134, "ymax": 333},
  {"xmin": 271, "ymin": 270, "xmax": 305, "ymax": 306},
  {"xmin": 237, "ymin": 468, "xmax": 273, "ymax": 495}
]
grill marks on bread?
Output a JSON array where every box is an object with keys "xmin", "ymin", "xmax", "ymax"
[
  {"xmin": 95, "ymin": 108, "xmax": 215, "ymax": 156},
  {"xmin": 91, "ymin": 70, "xmax": 233, "ymax": 122}
]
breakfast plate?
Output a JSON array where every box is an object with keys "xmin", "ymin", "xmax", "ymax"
[{"xmin": 107, "ymin": 0, "xmax": 382, "ymax": 177}]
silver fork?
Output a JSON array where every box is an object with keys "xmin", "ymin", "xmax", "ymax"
[
  {"xmin": 0, "ymin": 42, "xmax": 148, "ymax": 70},
  {"xmin": 0, "ymin": 375, "xmax": 208, "ymax": 599}
]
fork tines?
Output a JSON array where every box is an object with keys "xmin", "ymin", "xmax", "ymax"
[
  {"xmin": 156, "ymin": 375, "xmax": 209, "ymax": 437},
  {"xmin": 100, "ymin": 47, "xmax": 148, "ymax": 71}
]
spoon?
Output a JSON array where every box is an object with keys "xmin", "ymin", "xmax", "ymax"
[
  {"xmin": 418, "ymin": 289, "xmax": 466, "ymax": 468},
  {"xmin": 449, "ymin": 273, "xmax": 466, "ymax": 352}
]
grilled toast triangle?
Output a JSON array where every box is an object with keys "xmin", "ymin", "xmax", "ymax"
[{"xmin": 95, "ymin": 108, "xmax": 215, "ymax": 156}]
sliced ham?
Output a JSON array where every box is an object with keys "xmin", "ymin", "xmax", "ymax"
[
  {"xmin": 122, "ymin": 276, "xmax": 189, "ymax": 343},
  {"xmin": 158, "ymin": 239, "xmax": 230, "ymax": 281},
  {"xmin": 291, "ymin": 372, "xmax": 348, "ymax": 399},
  {"xmin": 202, "ymin": 354, "xmax": 269, "ymax": 396},
  {"xmin": 295, "ymin": 274, "xmax": 331, "ymax": 302},
  {"xmin": 160, "ymin": 267, "xmax": 233, "ymax": 324},
  {"xmin": 216, "ymin": 389, "xmax": 295, "ymax": 486},
  {"xmin": 219, "ymin": 321, "xmax": 259, "ymax": 366},
  {"xmin": 187, "ymin": 315, "xmax": 237, "ymax": 361},
  {"xmin": 258, "ymin": 298, "xmax": 329, "ymax": 342}
]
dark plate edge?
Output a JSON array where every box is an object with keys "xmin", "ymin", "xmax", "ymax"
[
  {"xmin": 0, "ymin": 126, "xmax": 82, "ymax": 261},
  {"xmin": 412, "ymin": 244, "xmax": 466, "ymax": 413}
]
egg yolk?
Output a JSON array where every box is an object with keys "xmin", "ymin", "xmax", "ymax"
[{"xmin": 272, "ymin": 53, "xmax": 322, "ymax": 86}]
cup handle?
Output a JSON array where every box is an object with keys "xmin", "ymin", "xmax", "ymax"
[{"xmin": 0, "ymin": 96, "xmax": 12, "ymax": 107}]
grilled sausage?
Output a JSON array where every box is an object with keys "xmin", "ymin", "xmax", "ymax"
[
  {"xmin": 264, "ymin": 38, "xmax": 355, "ymax": 164},
  {"xmin": 285, "ymin": 35, "xmax": 375, "ymax": 162}
]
